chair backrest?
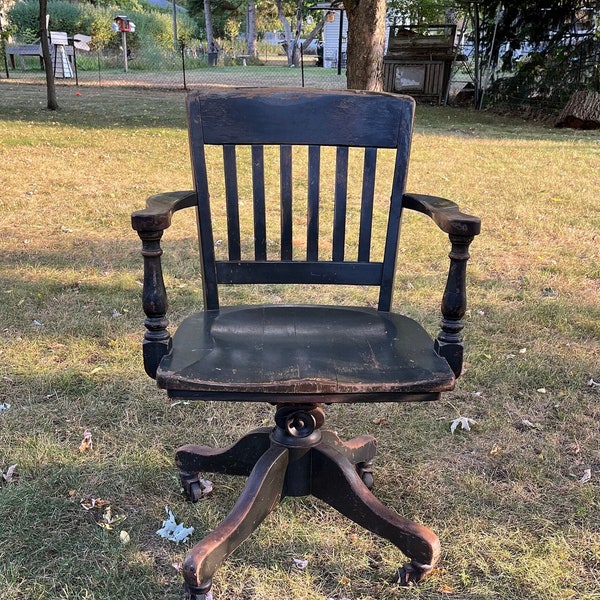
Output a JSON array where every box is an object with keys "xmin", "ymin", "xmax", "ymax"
[{"xmin": 186, "ymin": 88, "xmax": 415, "ymax": 312}]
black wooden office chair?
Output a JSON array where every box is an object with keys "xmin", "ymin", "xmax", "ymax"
[{"xmin": 132, "ymin": 88, "xmax": 480, "ymax": 599}]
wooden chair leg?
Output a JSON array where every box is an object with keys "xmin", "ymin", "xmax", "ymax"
[
  {"xmin": 321, "ymin": 431, "xmax": 377, "ymax": 465},
  {"xmin": 310, "ymin": 443, "xmax": 441, "ymax": 583},
  {"xmin": 176, "ymin": 427, "xmax": 272, "ymax": 476},
  {"xmin": 182, "ymin": 445, "xmax": 289, "ymax": 593}
]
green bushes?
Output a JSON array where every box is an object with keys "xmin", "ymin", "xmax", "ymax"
[
  {"xmin": 7, "ymin": 0, "xmax": 201, "ymax": 71},
  {"xmin": 9, "ymin": 1, "xmax": 94, "ymax": 40}
]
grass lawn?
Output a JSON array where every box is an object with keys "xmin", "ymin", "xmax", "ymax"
[{"xmin": 0, "ymin": 82, "xmax": 599, "ymax": 600}]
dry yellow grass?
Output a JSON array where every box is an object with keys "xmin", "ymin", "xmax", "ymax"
[{"xmin": 0, "ymin": 83, "xmax": 599, "ymax": 600}]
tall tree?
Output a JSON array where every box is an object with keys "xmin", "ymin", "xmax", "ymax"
[
  {"xmin": 246, "ymin": 0, "xmax": 257, "ymax": 56},
  {"xmin": 475, "ymin": 0, "xmax": 600, "ymax": 108},
  {"xmin": 38, "ymin": 0, "xmax": 58, "ymax": 110},
  {"xmin": 344, "ymin": 0, "xmax": 386, "ymax": 90},
  {"xmin": 275, "ymin": 0, "xmax": 302, "ymax": 66},
  {"xmin": 204, "ymin": 0, "xmax": 215, "ymax": 51},
  {"xmin": 387, "ymin": 0, "xmax": 452, "ymax": 24}
]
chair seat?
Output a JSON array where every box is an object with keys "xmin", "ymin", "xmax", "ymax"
[{"xmin": 157, "ymin": 305, "xmax": 455, "ymax": 401}]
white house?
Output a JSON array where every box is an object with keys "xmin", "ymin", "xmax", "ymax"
[
  {"xmin": 321, "ymin": 10, "xmax": 348, "ymax": 69},
  {"xmin": 321, "ymin": 7, "xmax": 393, "ymax": 70}
]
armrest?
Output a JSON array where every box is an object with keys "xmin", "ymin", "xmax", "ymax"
[
  {"xmin": 403, "ymin": 193, "xmax": 481, "ymax": 378},
  {"xmin": 131, "ymin": 190, "xmax": 197, "ymax": 232},
  {"xmin": 403, "ymin": 193, "xmax": 481, "ymax": 237},
  {"xmin": 131, "ymin": 190, "xmax": 196, "ymax": 379}
]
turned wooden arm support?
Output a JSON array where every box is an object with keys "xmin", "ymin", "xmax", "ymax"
[
  {"xmin": 403, "ymin": 193, "xmax": 481, "ymax": 378},
  {"xmin": 131, "ymin": 190, "xmax": 197, "ymax": 378}
]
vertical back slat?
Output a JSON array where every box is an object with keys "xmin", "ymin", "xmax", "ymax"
[
  {"xmin": 223, "ymin": 145, "xmax": 241, "ymax": 261},
  {"xmin": 332, "ymin": 146, "xmax": 348, "ymax": 262},
  {"xmin": 357, "ymin": 148, "xmax": 377, "ymax": 262},
  {"xmin": 307, "ymin": 145, "xmax": 320, "ymax": 261},
  {"xmin": 251, "ymin": 145, "xmax": 267, "ymax": 260},
  {"xmin": 280, "ymin": 145, "xmax": 293, "ymax": 260}
]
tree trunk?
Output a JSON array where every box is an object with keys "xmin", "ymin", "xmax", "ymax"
[
  {"xmin": 275, "ymin": 0, "xmax": 295, "ymax": 66},
  {"xmin": 246, "ymin": 0, "xmax": 257, "ymax": 58},
  {"xmin": 204, "ymin": 0, "xmax": 215, "ymax": 53},
  {"xmin": 39, "ymin": 0, "xmax": 58, "ymax": 110},
  {"xmin": 555, "ymin": 91, "xmax": 600, "ymax": 129},
  {"xmin": 303, "ymin": 15, "xmax": 326, "ymax": 49},
  {"xmin": 344, "ymin": 0, "xmax": 386, "ymax": 91}
]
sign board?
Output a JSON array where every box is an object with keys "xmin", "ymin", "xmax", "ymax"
[{"xmin": 50, "ymin": 31, "xmax": 69, "ymax": 45}]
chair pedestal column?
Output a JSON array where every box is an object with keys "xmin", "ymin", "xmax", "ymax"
[{"xmin": 176, "ymin": 404, "xmax": 440, "ymax": 599}]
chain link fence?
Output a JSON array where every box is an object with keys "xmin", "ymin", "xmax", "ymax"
[{"xmin": 2, "ymin": 40, "xmax": 347, "ymax": 91}]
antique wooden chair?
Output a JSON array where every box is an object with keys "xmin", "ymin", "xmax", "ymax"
[{"xmin": 132, "ymin": 88, "xmax": 480, "ymax": 599}]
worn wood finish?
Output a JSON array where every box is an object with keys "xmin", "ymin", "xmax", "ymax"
[
  {"xmin": 131, "ymin": 89, "xmax": 481, "ymax": 597},
  {"xmin": 187, "ymin": 88, "xmax": 414, "ymax": 312},
  {"xmin": 177, "ymin": 409, "xmax": 439, "ymax": 596},
  {"xmin": 157, "ymin": 305, "xmax": 455, "ymax": 398}
]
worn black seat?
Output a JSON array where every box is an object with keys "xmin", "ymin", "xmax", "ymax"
[
  {"xmin": 160, "ymin": 306, "xmax": 455, "ymax": 397},
  {"xmin": 132, "ymin": 88, "xmax": 480, "ymax": 599}
]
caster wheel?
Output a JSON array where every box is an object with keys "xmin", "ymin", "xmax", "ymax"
[
  {"xmin": 396, "ymin": 562, "xmax": 429, "ymax": 586},
  {"xmin": 187, "ymin": 481, "xmax": 204, "ymax": 502},
  {"xmin": 180, "ymin": 473, "xmax": 204, "ymax": 503},
  {"xmin": 360, "ymin": 470, "xmax": 374, "ymax": 490},
  {"xmin": 183, "ymin": 581, "xmax": 212, "ymax": 600},
  {"xmin": 356, "ymin": 462, "xmax": 374, "ymax": 490}
]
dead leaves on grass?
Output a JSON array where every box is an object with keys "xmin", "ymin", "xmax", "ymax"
[
  {"xmin": 79, "ymin": 429, "xmax": 93, "ymax": 452},
  {"xmin": 156, "ymin": 506, "xmax": 194, "ymax": 544},
  {"xmin": 450, "ymin": 416, "xmax": 478, "ymax": 434},
  {"xmin": 1, "ymin": 464, "xmax": 17, "ymax": 485}
]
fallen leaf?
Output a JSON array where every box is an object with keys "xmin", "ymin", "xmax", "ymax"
[
  {"xmin": 587, "ymin": 378, "xmax": 600, "ymax": 388},
  {"xmin": 372, "ymin": 417, "xmax": 387, "ymax": 425},
  {"xmin": 537, "ymin": 388, "xmax": 547, "ymax": 394},
  {"xmin": 293, "ymin": 558, "xmax": 309, "ymax": 569},
  {"xmin": 580, "ymin": 469, "xmax": 592, "ymax": 484},
  {"xmin": 119, "ymin": 530, "xmax": 131, "ymax": 545},
  {"xmin": 0, "ymin": 403, "xmax": 11, "ymax": 413},
  {"xmin": 80, "ymin": 497, "xmax": 110, "ymax": 511},
  {"xmin": 98, "ymin": 505, "xmax": 126, "ymax": 530},
  {"xmin": 450, "ymin": 416, "xmax": 477, "ymax": 434},
  {"xmin": 79, "ymin": 430, "xmax": 93, "ymax": 452},
  {"xmin": 156, "ymin": 506, "xmax": 194, "ymax": 544},
  {"xmin": 1, "ymin": 464, "xmax": 17, "ymax": 483}
]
